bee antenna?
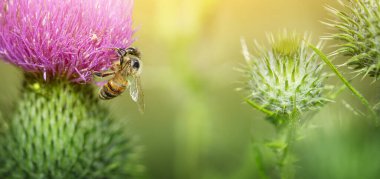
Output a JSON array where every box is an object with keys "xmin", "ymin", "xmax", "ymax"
[
  {"xmin": 98, "ymin": 47, "xmax": 128, "ymax": 57},
  {"xmin": 116, "ymin": 48, "xmax": 127, "ymax": 57},
  {"xmin": 99, "ymin": 47, "xmax": 117, "ymax": 50}
]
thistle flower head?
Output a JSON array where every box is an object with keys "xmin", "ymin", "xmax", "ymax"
[
  {"xmin": 325, "ymin": 0, "xmax": 380, "ymax": 79},
  {"xmin": 241, "ymin": 32, "xmax": 329, "ymax": 116},
  {"xmin": 0, "ymin": 0, "xmax": 134, "ymax": 83}
]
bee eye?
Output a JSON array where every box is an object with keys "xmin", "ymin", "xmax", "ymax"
[{"xmin": 132, "ymin": 60, "xmax": 140, "ymax": 69}]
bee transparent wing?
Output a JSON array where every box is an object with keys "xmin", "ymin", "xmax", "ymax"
[{"xmin": 128, "ymin": 75, "xmax": 145, "ymax": 113}]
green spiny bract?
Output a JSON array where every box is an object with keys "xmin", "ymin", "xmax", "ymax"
[
  {"xmin": 241, "ymin": 32, "xmax": 329, "ymax": 118},
  {"xmin": 325, "ymin": 0, "xmax": 380, "ymax": 79},
  {"xmin": 0, "ymin": 76, "xmax": 142, "ymax": 178}
]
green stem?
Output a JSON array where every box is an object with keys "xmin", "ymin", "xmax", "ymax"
[
  {"xmin": 278, "ymin": 115, "xmax": 297, "ymax": 179},
  {"xmin": 310, "ymin": 45, "xmax": 378, "ymax": 124},
  {"xmin": 253, "ymin": 143, "xmax": 268, "ymax": 179}
]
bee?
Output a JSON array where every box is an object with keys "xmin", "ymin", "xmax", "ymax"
[{"xmin": 94, "ymin": 47, "xmax": 145, "ymax": 112}]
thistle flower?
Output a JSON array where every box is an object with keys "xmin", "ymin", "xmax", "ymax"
[
  {"xmin": 0, "ymin": 0, "xmax": 142, "ymax": 178},
  {"xmin": 241, "ymin": 32, "xmax": 329, "ymax": 118},
  {"xmin": 0, "ymin": 0, "xmax": 134, "ymax": 83},
  {"xmin": 325, "ymin": 0, "xmax": 380, "ymax": 79}
]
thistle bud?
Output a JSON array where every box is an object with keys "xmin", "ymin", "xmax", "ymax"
[
  {"xmin": 241, "ymin": 32, "xmax": 329, "ymax": 118},
  {"xmin": 325, "ymin": 0, "xmax": 380, "ymax": 79}
]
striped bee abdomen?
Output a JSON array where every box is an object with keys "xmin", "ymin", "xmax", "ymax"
[{"xmin": 99, "ymin": 80, "xmax": 127, "ymax": 100}]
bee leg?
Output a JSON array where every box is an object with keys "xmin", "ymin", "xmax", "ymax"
[
  {"xmin": 123, "ymin": 80, "xmax": 129, "ymax": 86},
  {"xmin": 111, "ymin": 61, "xmax": 121, "ymax": 71},
  {"xmin": 93, "ymin": 71, "xmax": 115, "ymax": 77},
  {"xmin": 120, "ymin": 57, "xmax": 124, "ymax": 68},
  {"xmin": 119, "ymin": 55, "xmax": 130, "ymax": 70}
]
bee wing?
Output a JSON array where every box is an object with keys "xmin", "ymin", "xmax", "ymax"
[{"xmin": 128, "ymin": 75, "xmax": 145, "ymax": 113}]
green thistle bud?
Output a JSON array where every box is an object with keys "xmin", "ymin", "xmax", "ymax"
[
  {"xmin": 325, "ymin": 0, "xmax": 380, "ymax": 79},
  {"xmin": 241, "ymin": 32, "xmax": 329, "ymax": 118},
  {"xmin": 0, "ymin": 75, "xmax": 142, "ymax": 178}
]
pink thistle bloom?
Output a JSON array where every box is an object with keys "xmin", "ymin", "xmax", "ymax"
[{"xmin": 0, "ymin": 0, "xmax": 135, "ymax": 83}]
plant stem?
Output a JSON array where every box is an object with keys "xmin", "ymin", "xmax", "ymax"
[
  {"xmin": 310, "ymin": 45, "xmax": 378, "ymax": 124},
  {"xmin": 276, "ymin": 114, "xmax": 297, "ymax": 179},
  {"xmin": 253, "ymin": 143, "xmax": 268, "ymax": 179}
]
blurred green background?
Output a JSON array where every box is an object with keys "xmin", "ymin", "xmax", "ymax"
[{"xmin": 1, "ymin": 0, "xmax": 380, "ymax": 178}]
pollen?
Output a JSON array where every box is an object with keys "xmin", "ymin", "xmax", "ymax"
[{"xmin": 91, "ymin": 33, "xmax": 99, "ymax": 41}]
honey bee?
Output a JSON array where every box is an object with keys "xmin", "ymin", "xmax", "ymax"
[{"xmin": 94, "ymin": 47, "xmax": 145, "ymax": 112}]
